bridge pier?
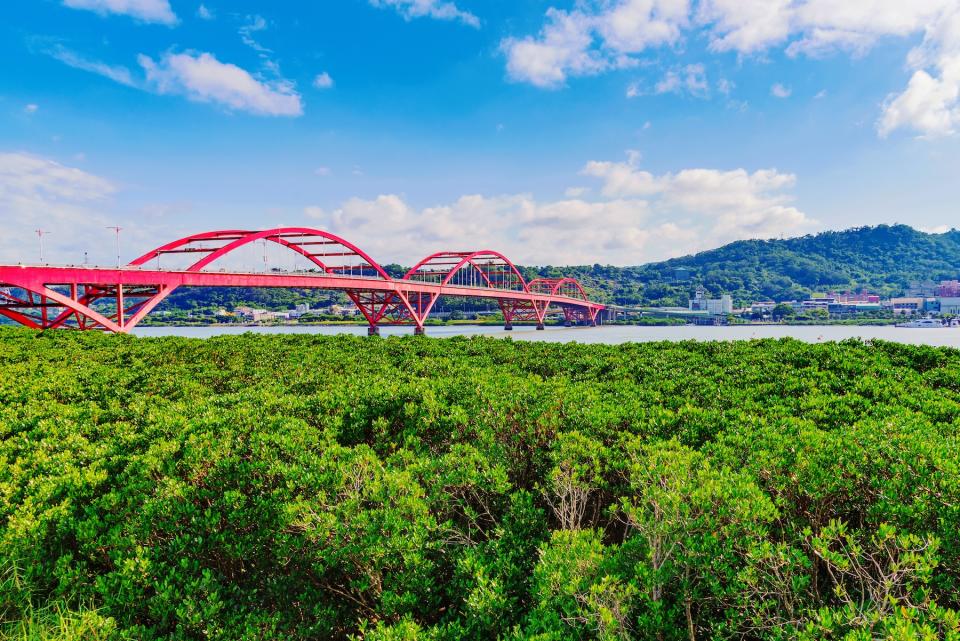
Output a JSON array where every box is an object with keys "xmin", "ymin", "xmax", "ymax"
[
  {"xmin": 367, "ymin": 325, "xmax": 380, "ymax": 336},
  {"xmin": 414, "ymin": 326, "xmax": 425, "ymax": 336},
  {"xmin": 536, "ymin": 323, "xmax": 545, "ymax": 330},
  {"xmin": 563, "ymin": 320, "xmax": 572, "ymax": 327},
  {"xmin": 504, "ymin": 322, "xmax": 513, "ymax": 331}
]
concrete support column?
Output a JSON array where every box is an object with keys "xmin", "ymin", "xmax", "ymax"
[
  {"xmin": 367, "ymin": 325, "xmax": 380, "ymax": 336},
  {"xmin": 504, "ymin": 322, "xmax": 513, "ymax": 330},
  {"xmin": 414, "ymin": 326, "xmax": 425, "ymax": 336},
  {"xmin": 536, "ymin": 323, "xmax": 545, "ymax": 330}
]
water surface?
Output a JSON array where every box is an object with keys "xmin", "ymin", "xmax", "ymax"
[{"xmin": 132, "ymin": 324, "xmax": 960, "ymax": 347}]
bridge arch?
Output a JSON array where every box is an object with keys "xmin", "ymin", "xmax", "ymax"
[
  {"xmin": 528, "ymin": 277, "xmax": 590, "ymax": 301},
  {"xmin": 0, "ymin": 229, "xmax": 605, "ymax": 334},
  {"xmin": 130, "ymin": 228, "xmax": 392, "ymax": 279},
  {"xmin": 404, "ymin": 250, "xmax": 530, "ymax": 291},
  {"xmin": 394, "ymin": 250, "xmax": 532, "ymax": 330}
]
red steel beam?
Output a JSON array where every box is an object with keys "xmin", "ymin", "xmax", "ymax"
[{"xmin": 0, "ymin": 227, "xmax": 604, "ymax": 333}]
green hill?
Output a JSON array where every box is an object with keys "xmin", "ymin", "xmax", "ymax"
[{"xmin": 532, "ymin": 224, "xmax": 960, "ymax": 306}]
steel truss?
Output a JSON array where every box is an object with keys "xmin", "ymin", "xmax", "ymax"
[{"xmin": 0, "ymin": 228, "xmax": 604, "ymax": 334}]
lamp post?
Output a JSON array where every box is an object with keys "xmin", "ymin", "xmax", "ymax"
[
  {"xmin": 35, "ymin": 229, "xmax": 51, "ymax": 264},
  {"xmin": 106, "ymin": 226, "xmax": 122, "ymax": 267}
]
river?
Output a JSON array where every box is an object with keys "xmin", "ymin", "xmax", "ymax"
[{"xmin": 131, "ymin": 324, "xmax": 960, "ymax": 347}]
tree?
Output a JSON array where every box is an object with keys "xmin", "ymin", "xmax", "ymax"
[
  {"xmin": 773, "ymin": 303, "xmax": 796, "ymax": 320},
  {"xmin": 617, "ymin": 439, "xmax": 777, "ymax": 641}
]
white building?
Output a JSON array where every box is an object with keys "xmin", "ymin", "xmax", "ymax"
[
  {"xmin": 706, "ymin": 295, "xmax": 733, "ymax": 316},
  {"xmin": 689, "ymin": 288, "xmax": 733, "ymax": 316}
]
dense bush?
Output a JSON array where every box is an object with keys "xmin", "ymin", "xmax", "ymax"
[{"xmin": 1, "ymin": 327, "xmax": 959, "ymax": 640}]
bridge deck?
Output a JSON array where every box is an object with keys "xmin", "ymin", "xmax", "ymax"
[{"xmin": 0, "ymin": 228, "xmax": 604, "ymax": 334}]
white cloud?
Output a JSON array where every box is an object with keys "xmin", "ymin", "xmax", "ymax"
[
  {"xmin": 580, "ymin": 153, "xmax": 816, "ymax": 251},
  {"xmin": 697, "ymin": 0, "xmax": 793, "ymax": 53},
  {"xmin": 502, "ymin": 9, "xmax": 618, "ymax": 89},
  {"xmin": 138, "ymin": 51, "xmax": 303, "ymax": 116},
  {"xmin": 62, "ymin": 0, "xmax": 177, "ymax": 25},
  {"xmin": 313, "ymin": 72, "xmax": 334, "ymax": 89},
  {"xmin": 918, "ymin": 224, "xmax": 955, "ymax": 233},
  {"xmin": 504, "ymin": 0, "xmax": 959, "ymax": 139},
  {"xmin": 502, "ymin": 1, "xmax": 686, "ymax": 88},
  {"xmin": 24, "ymin": 104, "xmax": 39, "ymax": 114},
  {"xmin": 879, "ymin": 7, "xmax": 960, "ymax": 138},
  {"xmin": 238, "ymin": 14, "xmax": 270, "ymax": 53},
  {"xmin": 314, "ymin": 166, "xmax": 331, "ymax": 177},
  {"xmin": 47, "ymin": 45, "xmax": 136, "ymax": 87},
  {"xmin": 771, "ymin": 82, "xmax": 792, "ymax": 98},
  {"xmin": 369, "ymin": 0, "xmax": 479, "ymax": 28},
  {"xmin": 301, "ymin": 153, "xmax": 815, "ymax": 266},
  {"xmin": 655, "ymin": 63, "xmax": 709, "ymax": 96},
  {"xmin": 0, "ymin": 152, "xmax": 120, "ymax": 263},
  {"xmin": 196, "ymin": 3, "xmax": 213, "ymax": 20}
]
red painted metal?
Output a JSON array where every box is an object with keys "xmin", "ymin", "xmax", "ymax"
[{"xmin": 0, "ymin": 228, "xmax": 604, "ymax": 333}]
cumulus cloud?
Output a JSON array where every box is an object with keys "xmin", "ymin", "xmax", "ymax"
[
  {"xmin": 502, "ymin": 1, "xmax": 686, "ymax": 88},
  {"xmin": 313, "ymin": 72, "xmax": 334, "ymax": 89},
  {"xmin": 138, "ymin": 51, "xmax": 303, "ymax": 116},
  {"xmin": 504, "ymin": 0, "xmax": 959, "ymax": 138},
  {"xmin": 581, "ymin": 155, "xmax": 814, "ymax": 246},
  {"xmin": 879, "ymin": 7, "xmax": 960, "ymax": 138},
  {"xmin": 771, "ymin": 82, "xmax": 792, "ymax": 98},
  {"xmin": 697, "ymin": 0, "xmax": 793, "ymax": 53},
  {"xmin": 369, "ymin": 0, "xmax": 480, "ymax": 28},
  {"xmin": 0, "ymin": 152, "xmax": 120, "ymax": 263},
  {"xmin": 196, "ymin": 4, "xmax": 213, "ymax": 20},
  {"xmin": 301, "ymin": 153, "xmax": 815, "ymax": 266},
  {"xmin": 62, "ymin": 0, "xmax": 177, "ymax": 25}
]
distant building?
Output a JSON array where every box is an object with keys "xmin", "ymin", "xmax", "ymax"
[
  {"xmin": 330, "ymin": 304, "xmax": 359, "ymax": 316},
  {"xmin": 689, "ymin": 287, "xmax": 732, "ymax": 316},
  {"xmin": 830, "ymin": 292, "xmax": 881, "ymax": 304},
  {"xmin": 889, "ymin": 297, "xmax": 926, "ymax": 315},
  {"xmin": 750, "ymin": 301, "xmax": 776, "ymax": 315},
  {"xmin": 939, "ymin": 297, "xmax": 960, "ymax": 315},
  {"xmin": 936, "ymin": 280, "xmax": 960, "ymax": 297},
  {"xmin": 829, "ymin": 302, "xmax": 881, "ymax": 316},
  {"xmin": 906, "ymin": 280, "xmax": 938, "ymax": 297}
]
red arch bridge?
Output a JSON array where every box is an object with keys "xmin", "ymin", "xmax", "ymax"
[{"xmin": 0, "ymin": 228, "xmax": 604, "ymax": 335}]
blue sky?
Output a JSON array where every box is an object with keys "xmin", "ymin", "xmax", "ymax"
[{"xmin": 2, "ymin": 0, "xmax": 960, "ymax": 266}]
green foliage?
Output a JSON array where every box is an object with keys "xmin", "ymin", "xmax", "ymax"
[
  {"xmin": 528, "ymin": 224, "xmax": 960, "ymax": 305},
  {"xmin": 1, "ymin": 327, "xmax": 960, "ymax": 639}
]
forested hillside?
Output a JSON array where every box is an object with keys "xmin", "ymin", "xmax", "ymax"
[
  {"xmin": 531, "ymin": 224, "xmax": 960, "ymax": 306},
  {"xmin": 2, "ymin": 328, "xmax": 959, "ymax": 640},
  {"xmin": 153, "ymin": 225, "xmax": 960, "ymax": 313}
]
